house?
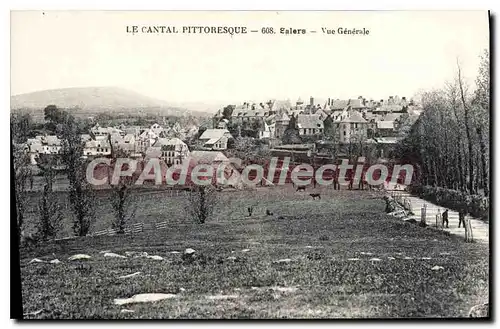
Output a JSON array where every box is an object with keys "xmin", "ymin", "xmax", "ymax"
[
  {"xmin": 90, "ymin": 124, "xmax": 123, "ymax": 140},
  {"xmin": 198, "ymin": 129, "xmax": 233, "ymax": 150},
  {"xmin": 189, "ymin": 150, "xmax": 229, "ymax": 166},
  {"xmin": 329, "ymin": 99, "xmax": 349, "ymax": 111},
  {"xmin": 90, "ymin": 124, "xmax": 108, "ymax": 139},
  {"xmin": 373, "ymin": 137, "xmax": 403, "ymax": 158},
  {"xmin": 258, "ymin": 120, "xmax": 275, "ymax": 139},
  {"xmin": 373, "ymin": 104, "xmax": 405, "ymax": 115},
  {"xmin": 231, "ymin": 103, "xmax": 270, "ymax": 124},
  {"xmin": 296, "ymin": 115, "xmax": 324, "ymax": 136},
  {"xmin": 376, "ymin": 120, "xmax": 396, "ymax": 137},
  {"xmin": 83, "ymin": 139, "xmax": 111, "ymax": 156},
  {"xmin": 268, "ymin": 99, "xmax": 290, "ymax": 111},
  {"xmin": 124, "ymin": 126, "xmax": 142, "ymax": 137},
  {"xmin": 313, "ymin": 108, "xmax": 328, "ymax": 120},
  {"xmin": 150, "ymin": 123, "xmax": 163, "ymax": 136},
  {"xmin": 33, "ymin": 135, "xmax": 62, "ymax": 155},
  {"xmin": 328, "ymin": 98, "xmax": 365, "ymax": 111},
  {"xmin": 334, "ymin": 110, "xmax": 369, "ymax": 143},
  {"xmin": 383, "ymin": 112, "xmax": 403, "ymax": 122},
  {"xmin": 136, "ymin": 129, "xmax": 158, "ymax": 153},
  {"xmin": 114, "ymin": 133, "xmax": 136, "ymax": 154},
  {"xmin": 152, "ymin": 137, "xmax": 190, "ymax": 166},
  {"xmin": 216, "ymin": 118, "xmax": 229, "ymax": 129}
]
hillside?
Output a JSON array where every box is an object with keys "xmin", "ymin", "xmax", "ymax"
[{"xmin": 10, "ymin": 87, "xmax": 212, "ymax": 117}]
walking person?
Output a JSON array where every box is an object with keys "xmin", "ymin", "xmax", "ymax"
[{"xmin": 442, "ymin": 209, "xmax": 449, "ymax": 228}]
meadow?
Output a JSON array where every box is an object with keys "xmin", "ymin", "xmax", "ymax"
[{"xmin": 19, "ymin": 186, "xmax": 489, "ymax": 319}]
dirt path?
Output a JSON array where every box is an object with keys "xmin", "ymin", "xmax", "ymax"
[{"xmin": 389, "ymin": 184, "xmax": 489, "ymax": 244}]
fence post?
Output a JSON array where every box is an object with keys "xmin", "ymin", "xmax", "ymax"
[
  {"xmin": 464, "ymin": 218, "xmax": 474, "ymax": 242},
  {"xmin": 421, "ymin": 204, "xmax": 427, "ymax": 226},
  {"xmin": 435, "ymin": 210, "xmax": 442, "ymax": 230},
  {"xmin": 469, "ymin": 219, "xmax": 474, "ymax": 242}
]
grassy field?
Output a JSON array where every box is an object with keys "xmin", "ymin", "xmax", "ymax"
[{"xmin": 19, "ymin": 187, "xmax": 489, "ymax": 319}]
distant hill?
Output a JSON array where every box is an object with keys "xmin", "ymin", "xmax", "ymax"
[{"xmin": 10, "ymin": 87, "xmax": 212, "ymax": 117}]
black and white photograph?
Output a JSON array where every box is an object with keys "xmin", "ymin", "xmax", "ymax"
[{"xmin": 10, "ymin": 10, "xmax": 490, "ymax": 319}]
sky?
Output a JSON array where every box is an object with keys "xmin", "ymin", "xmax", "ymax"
[{"xmin": 11, "ymin": 10, "xmax": 489, "ymax": 107}]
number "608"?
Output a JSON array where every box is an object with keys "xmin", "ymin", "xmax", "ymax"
[{"xmin": 261, "ymin": 27, "xmax": 274, "ymax": 34}]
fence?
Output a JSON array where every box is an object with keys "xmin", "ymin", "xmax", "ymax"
[
  {"xmin": 88, "ymin": 221, "xmax": 174, "ymax": 237},
  {"xmin": 90, "ymin": 222, "xmax": 145, "ymax": 237},
  {"xmin": 391, "ymin": 191, "xmax": 413, "ymax": 214}
]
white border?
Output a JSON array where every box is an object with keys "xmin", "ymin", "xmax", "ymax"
[{"xmin": 3, "ymin": 1, "xmax": 498, "ymax": 328}]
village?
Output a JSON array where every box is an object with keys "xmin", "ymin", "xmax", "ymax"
[{"xmin": 21, "ymin": 95, "xmax": 422, "ymax": 176}]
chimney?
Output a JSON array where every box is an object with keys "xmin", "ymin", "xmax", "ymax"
[
  {"xmin": 328, "ymin": 98, "xmax": 331, "ymax": 106},
  {"xmin": 310, "ymin": 96, "xmax": 314, "ymax": 106}
]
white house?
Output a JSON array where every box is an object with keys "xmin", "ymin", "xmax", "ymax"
[
  {"xmin": 83, "ymin": 139, "xmax": 111, "ymax": 156},
  {"xmin": 258, "ymin": 120, "xmax": 275, "ymax": 139},
  {"xmin": 152, "ymin": 137, "xmax": 190, "ymax": 166},
  {"xmin": 198, "ymin": 129, "xmax": 233, "ymax": 150}
]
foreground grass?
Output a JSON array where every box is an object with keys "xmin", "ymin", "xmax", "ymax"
[{"xmin": 19, "ymin": 188, "xmax": 489, "ymax": 319}]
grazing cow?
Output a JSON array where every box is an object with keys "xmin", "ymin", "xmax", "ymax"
[
  {"xmin": 296, "ymin": 185, "xmax": 306, "ymax": 192},
  {"xmin": 266, "ymin": 209, "xmax": 273, "ymax": 216},
  {"xmin": 247, "ymin": 206, "xmax": 254, "ymax": 217},
  {"xmin": 310, "ymin": 193, "xmax": 321, "ymax": 200}
]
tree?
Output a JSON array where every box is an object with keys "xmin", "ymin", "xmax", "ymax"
[
  {"xmin": 60, "ymin": 114, "xmax": 96, "ymax": 236},
  {"xmin": 457, "ymin": 61, "xmax": 476, "ymax": 193},
  {"xmin": 11, "ymin": 113, "xmax": 33, "ymax": 143},
  {"xmin": 184, "ymin": 185, "xmax": 218, "ymax": 224},
  {"xmin": 323, "ymin": 115, "xmax": 334, "ymax": 140},
  {"xmin": 397, "ymin": 53, "xmax": 490, "ymax": 200},
  {"xmin": 44, "ymin": 105, "xmax": 68, "ymax": 124},
  {"xmin": 473, "ymin": 49, "xmax": 490, "ymax": 198},
  {"xmin": 107, "ymin": 136, "xmax": 137, "ymax": 234},
  {"xmin": 12, "ymin": 141, "xmax": 33, "ymax": 244},
  {"xmin": 37, "ymin": 185, "xmax": 63, "ymax": 242},
  {"xmin": 222, "ymin": 105, "xmax": 235, "ymax": 120}
]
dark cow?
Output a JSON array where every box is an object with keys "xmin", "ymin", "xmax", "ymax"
[{"xmin": 310, "ymin": 193, "xmax": 321, "ymax": 200}]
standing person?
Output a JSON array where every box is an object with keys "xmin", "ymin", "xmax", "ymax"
[
  {"xmin": 458, "ymin": 210, "xmax": 465, "ymax": 228},
  {"xmin": 458, "ymin": 204, "xmax": 468, "ymax": 228},
  {"xmin": 442, "ymin": 209, "xmax": 449, "ymax": 228}
]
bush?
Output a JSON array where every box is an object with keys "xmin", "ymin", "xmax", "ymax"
[
  {"xmin": 184, "ymin": 185, "xmax": 218, "ymax": 224},
  {"xmin": 409, "ymin": 185, "xmax": 489, "ymax": 221}
]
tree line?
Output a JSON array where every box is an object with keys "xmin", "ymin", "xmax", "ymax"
[
  {"xmin": 12, "ymin": 106, "xmax": 133, "ymax": 246},
  {"xmin": 396, "ymin": 50, "xmax": 490, "ymax": 201}
]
